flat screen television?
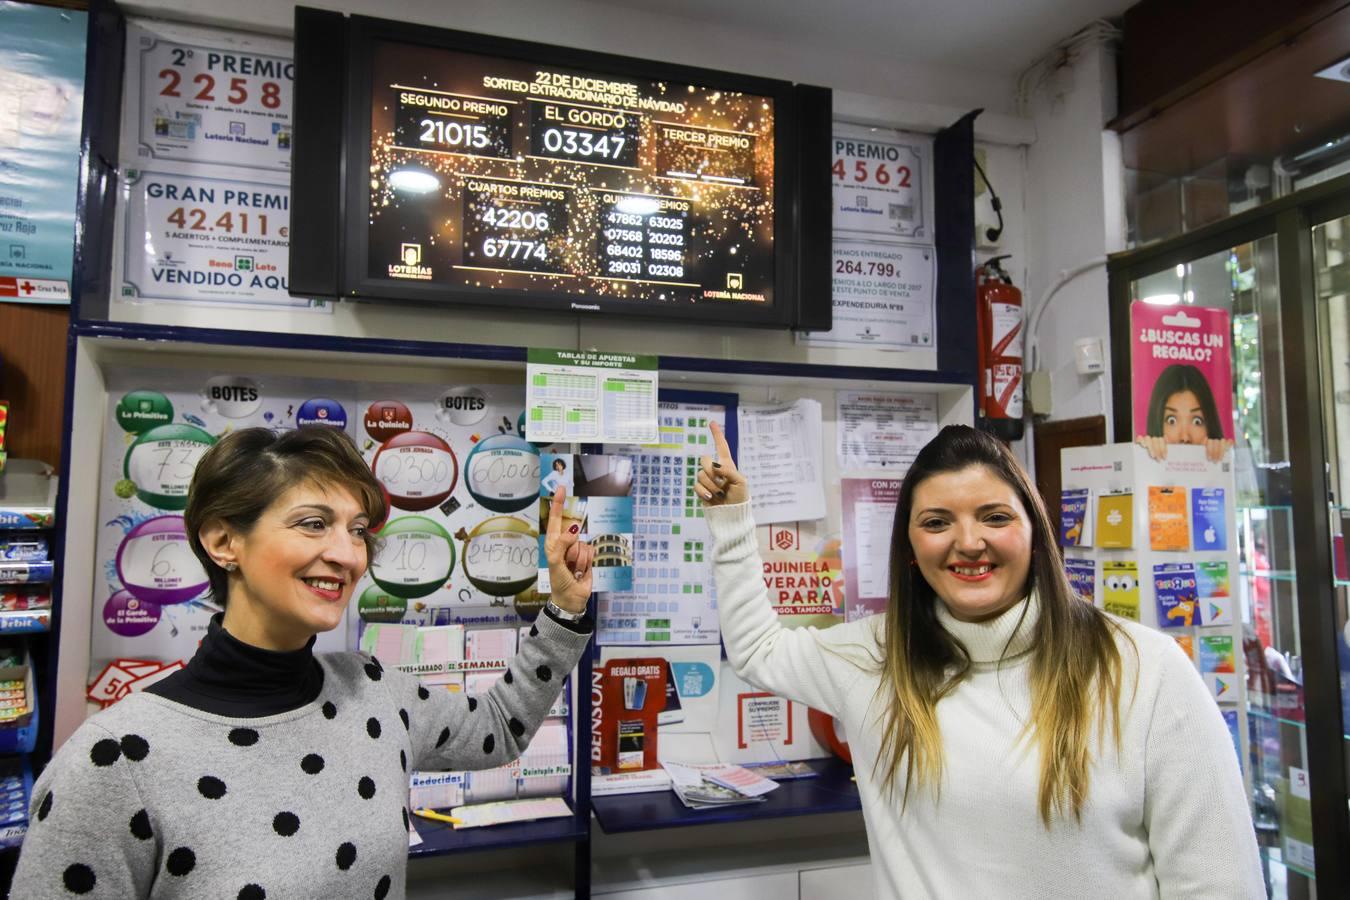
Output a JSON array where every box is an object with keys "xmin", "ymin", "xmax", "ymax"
[{"xmin": 291, "ymin": 8, "xmax": 832, "ymax": 329}]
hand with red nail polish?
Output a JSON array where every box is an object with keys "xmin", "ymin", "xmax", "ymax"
[{"xmin": 544, "ymin": 485, "xmax": 592, "ymax": 614}]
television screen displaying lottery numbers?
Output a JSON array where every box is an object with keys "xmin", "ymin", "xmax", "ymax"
[{"xmin": 367, "ymin": 41, "xmax": 776, "ymax": 310}]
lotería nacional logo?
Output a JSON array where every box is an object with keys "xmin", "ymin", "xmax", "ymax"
[
  {"xmin": 726, "ymin": 272, "xmax": 743, "ymax": 290},
  {"xmin": 388, "ymin": 242, "xmax": 433, "ymax": 280}
]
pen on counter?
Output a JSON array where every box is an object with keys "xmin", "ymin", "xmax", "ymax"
[{"xmin": 412, "ymin": 807, "xmax": 464, "ymax": 825}]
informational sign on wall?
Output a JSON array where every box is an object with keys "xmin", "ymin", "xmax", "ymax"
[
  {"xmin": 830, "ymin": 124, "xmax": 932, "ymax": 240},
  {"xmin": 116, "ymin": 20, "xmax": 325, "ymax": 313},
  {"xmin": 0, "ymin": 3, "xmax": 87, "ymax": 303},
  {"xmin": 756, "ymin": 519, "xmax": 844, "ymax": 629},
  {"xmin": 93, "ymin": 371, "xmax": 348, "ymax": 670},
  {"xmin": 840, "ymin": 477, "xmax": 900, "ymax": 622},
  {"xmin": 536, "ymin": 453, "xmax": 634, "ymax": 594},
  {"xmin": 525, "ymin": 348, "xmax": 658, "ymax": 444},
  {"xmin": 805, "ymin": 241, "xmax": 935, "ymax": 350},
  {"xmin": 121, "ymin": 170, "xmax": 305, "ymax": 307},
  {"xmin": 801, "ymin": 122, "xmax": 936, "ymax": 351},
  {"xmin": 600, "ymin": 399, "xmax": 731, "ymax": 646},
  {"xmin": 125, "ymin": 23, "xmax": 293, "ymax": 171},
  {"xmin": 1130, "ymin": 303, "xmax": 1235, "ymax": 444},
  {"xmin": 92, "ymin": 369, "xmax": 550, "ymax": 685},
  {"xmin": 836, "ymin": 391, "xmax": 938, "ymax": 471}
]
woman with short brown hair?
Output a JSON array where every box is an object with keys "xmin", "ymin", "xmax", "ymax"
[{"xmin": 15, "ymin": 426, "xmax": 594, "ymax": 898}]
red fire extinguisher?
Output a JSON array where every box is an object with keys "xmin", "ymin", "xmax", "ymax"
[{"xmin": 976, "ymin": 255, "xmax": 1025, "ymax": 441}]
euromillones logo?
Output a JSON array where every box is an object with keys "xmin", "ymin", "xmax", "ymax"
[{"xmin": 388, "ymin": 242, "xmax": 432, "ymax": 280}]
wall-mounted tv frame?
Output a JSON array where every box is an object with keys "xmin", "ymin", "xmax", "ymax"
[{"xmin": 290, "ymin": 8, "xmax": 832, "ymax": 330}]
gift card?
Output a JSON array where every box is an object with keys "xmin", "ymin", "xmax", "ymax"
[
  {"xmin": 1153, "ymin": 562, "xmax": 1198, "ymax": 628},
  {"xmin": 1199, "ymin": 635, "xmax": 1237, "ymax": 702},
  {"xmin": 1191, "ymin": 488, "xmax": 1227, "ymax": 551},
  {"xmin": 1064, "ymin": 557, "xmax": 1095, "ymax": 604},
  {"xmin": 1102, "ymin": 560, "xmax": 1139, "ymax": 621},
  {"xmin": 1060, "ymin": 489, "xmax": 1090, "ymax": 548},
  {"xmin": 1096, "ymin": 493, "xmax": 1133, "ymax": 549},
  {"xmin": 1148, "ymin": 486, "xmax": 1189, "ymax": 551}
]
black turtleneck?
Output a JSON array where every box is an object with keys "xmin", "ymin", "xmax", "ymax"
[{"xmin": 144, "ymin": 613, "xmax": 325, "ymax": 717}]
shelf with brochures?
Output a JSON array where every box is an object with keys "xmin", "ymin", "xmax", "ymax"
[
  {"xmin": 0, "ymin": 458, "xmax": 56, "ymax": 861},
  {"xmin": 591, "ymin": 758, "xmax": 860, "ymax": 834},
  {"xmin": 408, "ymin": 809, "xmax": 588, "ymax": 858}
]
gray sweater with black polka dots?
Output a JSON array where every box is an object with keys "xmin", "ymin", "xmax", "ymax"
[{"xmin": 12, "ymin": 613, "xmax": 590, "ymax": 899}]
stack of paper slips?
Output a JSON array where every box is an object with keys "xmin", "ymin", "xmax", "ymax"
[{"xmin": 662, "ymin": 761, "xmax": 779, "ymax": 810}]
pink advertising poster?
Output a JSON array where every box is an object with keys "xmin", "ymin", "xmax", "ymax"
[
  {"xmin": 1131, "ymin": 304, "xmax": 1234, "ymax": 443},
  {"xmin": 841, "ymin": 478, "xmax": 902, "ymax": 622}
]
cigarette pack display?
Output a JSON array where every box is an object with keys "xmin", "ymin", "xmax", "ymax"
[
  {"xmin": 617, "ymin": 719, "xmax": 646, "ymax": 770},
  {"xmin": 592, "ymin": 658, "xmax": 666, "ymax": 774},
  {"xmin": 600, "ymin": 645, "xmax": 721, "ymax": 733}
]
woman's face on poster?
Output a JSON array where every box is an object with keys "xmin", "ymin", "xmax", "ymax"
[{"xmin": 1162, "ymin": 389, "xmax": 1208, "ymax": 445}]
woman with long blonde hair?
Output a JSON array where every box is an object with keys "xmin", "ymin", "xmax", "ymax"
[{"xmin": 698, "ymin": 423, "xmax": 1260, "ymax": 898}]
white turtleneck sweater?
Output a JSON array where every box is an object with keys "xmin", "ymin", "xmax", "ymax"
[{"xmin": 707, "ymin": 502, "xmax": 1263, "ymax": 899}]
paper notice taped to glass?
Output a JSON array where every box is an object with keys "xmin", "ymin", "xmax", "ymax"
[{"xmin": 736, "ymin": 399, "xmax": 826, "ymax": 525}]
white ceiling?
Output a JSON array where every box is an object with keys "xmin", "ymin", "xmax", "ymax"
[{"xmin": 585, "ymin": 0, "xmax": 1137, "ymax": 76}]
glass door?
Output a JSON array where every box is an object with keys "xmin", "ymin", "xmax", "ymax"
[
  {"xmin": 1312, "ymin": 211, "xmax": 1350, "ymax": 897},
  {"xmin": 1130, "ymin": 233, "xmax": 1316, "ymax": 898}
]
